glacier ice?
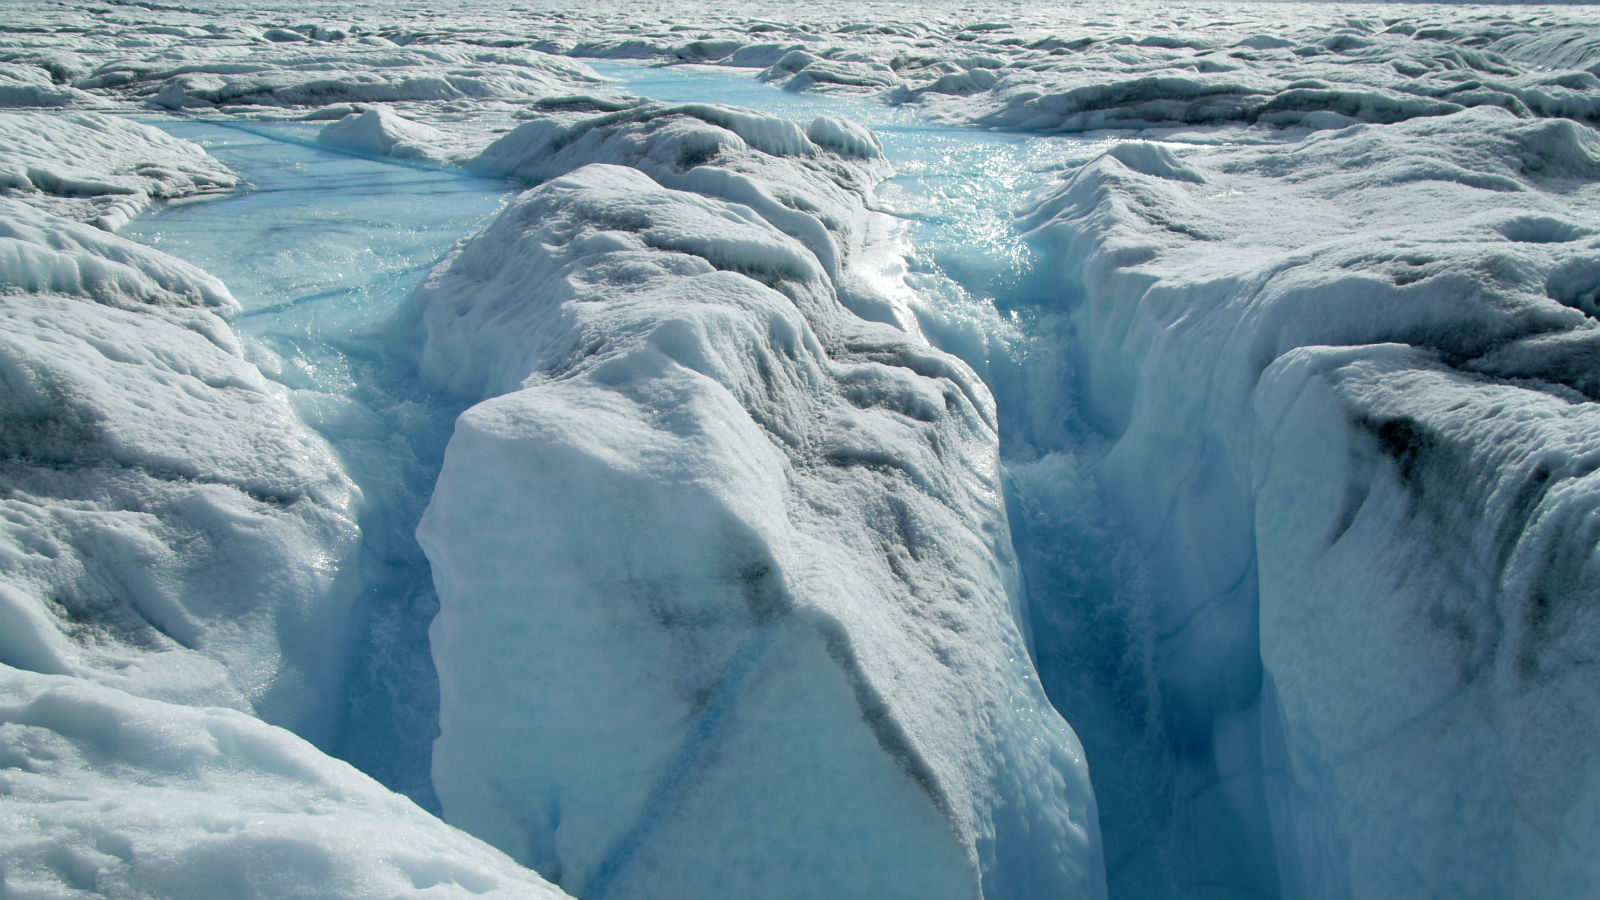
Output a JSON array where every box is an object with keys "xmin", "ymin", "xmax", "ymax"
[
  {"xmin": 0, "ymin": 100, "xmax": 569, "ymax": 898},
  {"xmin": 0, "ymin": 108, "xmax": 497, "ymax": 897},
  {"xmin": 3, "ymin": 1, "xmax": 1600, "ymax": 898},
  {"xmin": 416, "ymin": 100, "xmax": 1102, "ymax": 898}
]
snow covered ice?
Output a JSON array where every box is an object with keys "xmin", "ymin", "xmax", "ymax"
[{"xmin": 3, "ymin": 1, "xmax": 1600, "ymax": 898}]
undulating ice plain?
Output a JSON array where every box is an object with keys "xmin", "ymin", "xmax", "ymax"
[{"xmin": 2, "ymin": 0, "xmax": 1599, "ymax": 897}]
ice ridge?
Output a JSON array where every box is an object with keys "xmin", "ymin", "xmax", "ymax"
[{"xmin": 416, "ymin": 96, "xmax": 1104, "ymax": 899}]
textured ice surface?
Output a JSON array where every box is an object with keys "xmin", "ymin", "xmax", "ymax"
[
  {"xmin": 0, "ymin": 113, "xmax": 358, "ymax": 741},
  {"xmin": 418, "ymin": 99, "xmax": 1102, "ymax": 899},
  {"xmin": 0, "ymin": 112, "xmax": 235, "ymax": 231},
  {"xmin": 5, "ymin": 1, "xmax": 1600, "ymax": 898},
  {"xmin": 0, "ymin": 667, "xmax": 569, "ymax": 900}
]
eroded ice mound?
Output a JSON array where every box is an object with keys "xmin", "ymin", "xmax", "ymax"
[
  {"xmin": 318, "ymin": 106, "xmax": 452, "ymax": 162},
  {"xmin": 416, "ymin": 98, "xmax": 1102, "ymax": 899}
]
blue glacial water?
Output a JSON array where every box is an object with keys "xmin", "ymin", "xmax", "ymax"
[
  {"xmin": 128, "ymin": 70, "xmax": 1268, "ymax": 899},
  {"xmin": 588, "ymin": 61, "xmax": 1097, "ymax": 312},
  {"xmin": 124, "ymin": 120, "xmax": 508, "ymax": 335}
]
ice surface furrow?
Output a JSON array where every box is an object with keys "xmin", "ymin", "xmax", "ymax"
[{"xmin": 578, "ymin": 629, "xmax": 775, "ymax": 899}]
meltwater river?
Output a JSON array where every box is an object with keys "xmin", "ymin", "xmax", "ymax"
[{"xmin": 125, "ymin": 65, "xmax": 1264, "ymax": 900}]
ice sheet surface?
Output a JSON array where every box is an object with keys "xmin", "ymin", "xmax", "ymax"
[{"xmin": 4, "ymin": 1, "xmax": 1600, "ymax": 898}]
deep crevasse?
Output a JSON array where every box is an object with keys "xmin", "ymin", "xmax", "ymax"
[
  {"xmin": 10, "ymin": 73, "xmax": 1116, "ymax": 900},
  {"xmin": 572, "ymin": 57, "xmax": 1600, "ymax": 900}
]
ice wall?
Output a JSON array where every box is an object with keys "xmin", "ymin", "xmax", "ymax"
[
  {"xmin": 1023, "ymin": 106, "xmax": 1600, "ymax": 897},
  {"xmin": 415, "ymin": 99, "xmax": 1104, "ymax": 899}
]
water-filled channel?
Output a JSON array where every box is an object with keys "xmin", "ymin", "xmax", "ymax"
[
  {"xmin": 125, "ymin": 120, "xmax": 510, "ymax": 809},
  {"xmin": 126, "ymin": 67, "xmax": 1259, "ymax": 899}
]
